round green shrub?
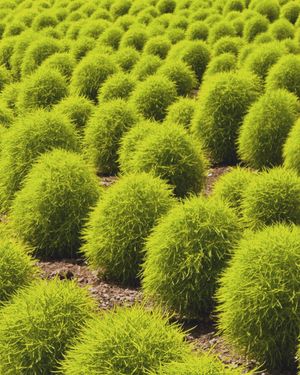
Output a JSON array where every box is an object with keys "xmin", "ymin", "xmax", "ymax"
[
  {"xmin": 0, "ymin": 82, "xmax": 21, "ymax": 114},
  {"xmin": 113, "ymin": 46, "xmax": 140, "ymax": 72},
  {"xmin": 244, "ymin": 14, "xmax": 269, "ymax": 42},
  {"xmin": 0, "ymin": 278, "xmax": 96, "ymax": 374},
  {"xmin": 97, "ymin": 26, "xmax": 123, "ymax": 50},
  {"xmin": 70, "ymin": 37, "xmax": 96, "ymax": 61},
  {"xmin": 18, "ymin": 67, "xmax": 68, "ymax": 111},
  {"xmin": 111, "ymin": 0, "xmax": 132, "ymax": 19},
  {"xmin": 157, "ymin": 0, "xmax": 176, "ymax": 13},
  {"xmin": 83, "ymin": 99, "xmax": 138, "ymax": 175},
  {"xmin": 143, "ymin": 196, "xmax": 240, "ymax": 317},
  {"xmin": 254, "ymin": 31, "xmax": 274, "ymax": 43},
  {"xmin": 131, "ymin": 54, "xmax": 162, "ymax": 81},
  {"xmin": 213, "ymin": 36, "xmax": 244, "ymax": 56},
  {"xmin": 269, "ymin": 18, "xmax": 294, "ymax": 40},
  {"xmin": 0, "ymin": 65, "xmax": 11, "ymax": 93},
  {"xmin": 120, "ymin": 26, "xmax": 149, "ymax": 51},
  {"xmin": 238, "ymin": 89, "xmax": 299, "ymax": 169},
  {"xmin": 0, "ymin": 37, "xmax": 22, "ymax": 70},
  {"xmin": 192, "ymin": 71, "xmax": 262, "ymax": 164},
  {"xmin": 252, "ymin": 0, "xmax": 280, "ymax": 22},
  {"xmin": 10, "ymin": 149, "xmax": 100, "ymax": 259},
  {"xmin": 60, "ymin": 305, "xmax": 190, "ymax": 374},
  {"xmin": 82, "ymin": 173, "xmax": 174, "ymax": 285},
  {"xmin": 165, "ymin": 27, "xmax": 185, "ymax": 43},
  {"xmin": 41, "ymin": 52, "xmax": 76, "ymax": 81},
  {"xmin": 217, "ymin": 224, "xmax": 300, "ymax": 369},
  {"xmin": 70, "ymin": 52, "xmax": 118, "ymax": 102},
  {"xmin": 165, "ymin": 97, "xmax": 196, "ymax": 129},
  {"xmin": 241, "ymin": 167, "xmax": 300, "ymax": 229},
  {"xmin": 204, "ymin": 53, "xmax": 237, "ymax": 77},
  {"xmin": 212, "ymin": 167, "xmax": 254, "ymax": 214},
  {"xmin": 186, "ymin": 21, "xmax": 209, "ymax": 41},
  {"xmin": 0, "ymin": 100, "xmax": 13, "ymax": 127},
  {"xmin": 123, "ymin": 124, "xmax": 207, "ymax": 197},
  {"xmin": 98, "ymin": 72, "xmax": 136, "ymax": 102},
  {"xmin": 0, "ymin": 109, "xmax": 80, "ymax": 212},
  {"xmin": 131, "ymin": 75, "xmax": 177, "ymax": 121},
  {"xmin": 21, "ymin": 37, "xmax": 61, "ymax": 77},
  {"xmin": 281, "ymin": 38, "xmax": 300, "ymax": 54},
  {"xmin": 266, "ymin": 54, "xmax": 300, "ymax": 98},
  {"xmin": 0, "ymin": 238, "xmax": 37, "ymax": 304},
  {"xmin": 78, "ymin": 19, "xmax": 109, "ymax": 39},
  {"xmin": 53, "ymin": 95, "xmax": 94, "ymax": 130},
  {"xmin": 3, "ymin": 20, "xmax": 25, "ymax": 37},
  {"xmin": 223, "ymin": 0, "xmax": 244, "ymax": 14},
  {"xmin": 152, "ymin": 353, "xmax": 245, "ymax": 374},
  {"xmin": 157, "ymin": 60, "xmax": 197, "ymax": 96},
  {"xmin": 284, "ymin": 118, "xmax": 300, "ymax": 174},
  {"xmin": 208, "ymin": 21, "xmax": 236, "ymax": 44},
  {"xmin": 32, "ymin": 11, "xmax": 58, "ymax": 30},
  {"xmin": 243, "ymin": 41, "xmax": 286, "ymax": 80},
  {"xmin": 281, "ymin": 0, "xmax": 300, "ymax": 24},
  {"xmin": 144, "ymin": 36, "xmax": 171, "ymax": 59},
  {"xmin": 118, "ymin": 120, "xmax": 158, "ymax": 174}
]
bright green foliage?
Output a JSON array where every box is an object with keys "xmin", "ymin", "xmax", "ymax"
[
  {"xmin": 82, "ymin": 173, "xmax": 173, "ymax": 285},
  {"xmin": 78, "ymin": 19, "xmax": 109, "ymax": 39},
  {"xmin": 223, "ymin": 0, "xmax": 244, "ymax": 14},
  {"xmin": 266, "ymin": 54, "xmax": 300, "ymax": 98},
  {"xmin": 32, "ymin": 11, "xmax": 58, "ymax": 31},
  {"xmin": 144, "ymin": 36, "xmax": 171, "ymax": 59},
  {"xmin": 244, "ymin": 14, "xmax": 269, "ymax": 42},
  {"xmin": 284, "ymin": 118, "xmax": 300, "ymax": 174},
  {"xmin": 0, "ymin": 100, "xmax": 13, "ymax": 127},
  {"xmin": 41, "ymin": 52, "xmax": 76, "ymax": 81},
  {"xmin": 281, "ymin": 1, "xmax": 300, "ymax": 24},
  {"xmin": 143, "ymin": 196, "xmax": 240, "ymax": 317},
  {"xmin": 131, "ymin": 75, "xmax": 177, "ymax": 121},
  {"xmin": 0, "ymin": 65, "xmax": 11, "ymax": 93},
  {"xmin": 0, "ymin": 278, "xmax": 96, "ymax": 374},
  {"xmin": 238, "ymin": 89, "xmax": 299, "ymax": 168},
  {"xmin": 212, "ymin": 167, "xmax": 254, "ymax": 214},
  {"xmin": 186, "ymin": 21, "xmax": 209, "ymax": 41},
  {"xmin": 270, "ymin": 18, "xmax": 294, "ymax": 39},
  {"xmin": 125, "ymin": 124, "xmax": 207, "ymax": 197},
  {"xmin": 243, "ymin": 41, "xmax": 286, "ymax": 80},
  {"xmin": 217, "ymin": 225, "xmax": 300, "ymax": 369},
  {"xmin": 70, "ymin": 37, "xmax": 96, "ymax": 61},
  {"xmin": 192, "ymin": 71, "xmax": 262, "ymax": 164},
  {"xmin": 98, "ymin": 72, "xmax": 136, "ymax": 102},
  {"xmin": 118, "ymin": 120, "xmax": 158, "ymax": 174},
  {"xmin": 111, "ymin": 0, "xmax": 132, "ymax": 19},
  {"xmin": 70, "ymin": 52, "xmax": 118, "ymax": 102},
  {"xmin": 120, "ymin": 26, "xmax": 149, "ymax": 50},
  {"xmin": 204, "ymin": 53, "xmax": 237, "ymax": 76},
  {"xmin": 21, "ymin": 37, "xmax": 61, "ymax": 77},
  {"xmin": 158, "ymin": 60, "xmax": 197, "ymax": 96},
  {"xmin": 165, "ymin": 97, "xmax": 196, "ymax": 129},
  {"xmin": 208, "ymin": 21, "xmax": 236, "ymax": 44},
  {"xmin": 98, "ymin": 26, "xmax": 123, "ymax": 49},
  {"xmin": 53, "ymin": 95, "xmax": 94, "ymax": 130},
  {"xmin": 252, "ymin": 0, "xmax": 280, "ymax": 22},
  {"xmin": 60, "ymin": 305, "xmax": 190, "ymax": 374},
  {"xmin": 10, "ymin": 149, "xmax": 100, "ymax": 259},
  {"xmin": 132, "ymin": 53, "xmax": 162, "ymax": 81},
  {"xmin": 18, "ymin": 67, "xmax": 68, "ymax": 111},
  {"xmin": 113, "ymin": 46, "xmax": 140, "ymax": 71},
  {"xmin": 241, "ymin": 167, "xmax": 300, "ymax": 229},
  {"xmin": 0, "ymin": 238, "xmax": 37, "ymax": 303},
  {"xmin": 152, "ymin": 353, "xmax": 246, "ymax": 374},
  {"xmin": 83, "ymin": 99, "xmax": 138, "ymax": 175},
  {"xmin": 166, "ymin": 27, "xmax": 185, "ymax": 43},
  {"xmin": 213, "ymin": 36, "xmax": 244, "ymax": 56},
  {"xmin": 157, "ymin": 0, "xmax": 176, "ymax": 13},
  {"xmin": 0, "ymin": 109, "xmax": 80, "ymax": 212}
]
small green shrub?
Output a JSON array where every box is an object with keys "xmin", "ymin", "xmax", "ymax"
[
  {"xmin": 212, "ymin": 167, "xmax": 254, "ymax": 214},
  {"xmin": 165, "ymin": 27, "xmax": 185, "ymax": 43},
  {"xmin": 97, "ymin": 26, "xmax": 123, "ymax": 50},
  {"xmin": 41, "ymin": 52, "xmax": 76, "ymax": 81},
  {"xmin": 223, "ymin": 0, "xmax": 244, "ymax": 14},
  {"xmin": 252, "ymin": 0, "xmax": 280, "ymax": 22},
  {"xmin": 192, "ymin": 71, "xmax": 262, "ymax": 164},
  {"xmin": 238, "ymin": 89, "xmax": 298, "ymax": 169},
  {"xmin": 113, "ymin": 46, "xmax": 140, "ymax": 71},
  {"xmin": 70, "ymin": 37, "xmax": 96, "ymax": 61},
  {"xmin": 70, "ymin": 52, "xmax": 118, "ymax": 102},
  {"xmin": 204, "ymin": 53, "xmax": 237, "ymax": 77},
  {"xmin": 284, "ymin": 118, "xmax": 300, "ymax": 174},
  {"xmin": 143, "ymin": 196, "xmax": 240, "ymax": 317},
  {"xmin": 0, "ymin": 36, "xmax": 15, "ymax": 69},
  {"xmin": 244, "ymin": 14, "xmax": 269, "ymax": 42},
  {"xmin": 120, "ymin": 26, "xmax": 149, "ymax": 51},
  {"xmin": 152, "ymin": 353, "xmax": 245, "ymax": 374},
  {"xmin": 269, "ymin": 18, "xmax": 294, "ymax": 40},
  {"xmin": 144, "ymin": 36, "xmax": 171, "ymax": 59},
  {"xmin": 213, "ymin": 36, "xmax": 244, "ymax": 56},
  {"xmin": 32, "ymin": 11, "xmax": 58, "ymax": 30},
  {"xmin": 266, "ymin": 54, "xmax": 300, "ymax": 98},
  {"xmin": 0, "ymin": 238, "xmax": 37, "ymax": 303},
  {"xmin": 217, "ymin": 224, "xmax": 300, "ymax": 369},
  {"xmin": 111, "ymin": 0, "xmax": 132, "ymax": 19},
  {"xmin": 186, "ymin": 21, "xmax": 209, "ymax": 41},
  {"xmin": 208, "ymin": 21, "xmax": 236, "ymax": 44},
  {"xmin": 157, "ymin": 0, "xmax": 176, "ymax": 13},
  {"xmin": 60, "ymin": 305, "xmax": 190, "ymax": 374},
  {"xmin": 158, "ymin": 60, "xmax": 197, "ymax": 96},
  {"xmin": 131, "ymin": 54, "xmax": 162, "ymax": 81},
  {"xmin": 165, "ymin": 97, "xmax": 196, "ymax": 129},
  {"xmin": 0, "ymin": 278, "xmax": 96, "ymax": 374},
  {"xmin": 241, "ymin": 167, "xmax": 300, "ymax": 229},
  {"xmin": 10, "ymin": 149, "xmax": 100, "ymax": 259},
  {"xmin": 0, "ymin": 66, "xmax": 11, "ymax": 93},
  {"xmin": 53, "ymin": 95, "xmax": 94, "ymax": 130},
  {"xmin": 83, "ymin": 99, "xmax": 138, "ymax": 175},
  {"xmin": 78, "ymin": 19, "xmax": 109, "ymax": 39},
  {"xmin": 18, "ymin": 67, "xmax": 68, "ymax": 111},
  {"xmin": 131, "ymin": 75, "xmax": 177, "ymax": 121},
  {"xmin": 82, "ymin": 173, "xmax": 174, "ymax": 285},
  {"xmin": 281, "ymin": 1, "xmax": 300, "ymax": 24},
  {"xmin": 123, "ymin": 124, "xmax": 207, "ymax": 197},
  {"xmin": 98, "ymin": 72, "xmax": 136, "ymax": 102},
  {"xmin": 0, "ymin": 100, "xmax": 13, "ymax": 127}
]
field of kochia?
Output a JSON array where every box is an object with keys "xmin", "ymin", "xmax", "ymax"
[{"xmin": 0, "ymin": 0, "xmax": 299, "ymax": 373}]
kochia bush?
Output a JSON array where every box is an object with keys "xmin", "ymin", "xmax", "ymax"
[{"xmin": 284, "ymin": 119, "xmax": 300, "ymax": 175}]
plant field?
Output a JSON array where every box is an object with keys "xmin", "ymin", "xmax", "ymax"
[{"xmin": 0, "ymin": 0, "xmax": 299, "ymax": 373}]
